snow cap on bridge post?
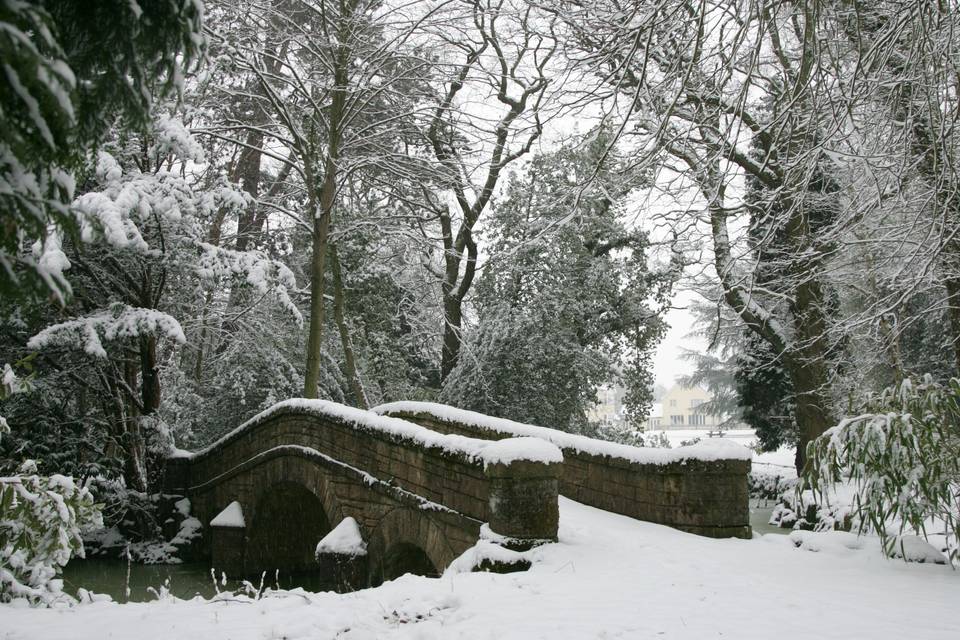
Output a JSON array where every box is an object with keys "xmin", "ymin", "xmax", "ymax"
[
  {"xmin": 482, "ymin": 437, "xmax": 563, "ymax": 548},
  {"xmin": 315, "ymin": 517, "xmax": 368, "ymax": 592}
]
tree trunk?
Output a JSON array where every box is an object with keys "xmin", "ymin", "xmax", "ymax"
[
  {"xmin": 330, "ymin": 244, "xmax": 368, "ymax": 408},
  {"xmin": 121, "ymin": 357, "xmax": 147, "ymax": 493},
  {"xmin": 785, "ymin": 277, "xmax": 834, "ymax": 472},
  {"xmin": 302, "ymin": 171, "xmax": 333, "ymax": 398},
  {"xmin": 140, "ymin": 335, "xmax": 160, "ymax": 414},
  {"xmin": 233, "ymin": 136, "xmax": 264, "ymax": 253},
  {"xmin": 440, "ymin": 293, "xmax": 463, "ymax": 382},
  {"xmin": 704, "ymin": 160, "xmax": 834, "ymax": 473},
  {"xmin": 302, "ymin": 40, "xmax": 348, "ymax": 397}
]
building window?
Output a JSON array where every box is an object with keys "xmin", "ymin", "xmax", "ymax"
[
  {"xmin": 690, "ymin": 399, "xmax": 704, "ymax": 408},
  {"xmin": 689, "ymin": 414, "xmax": 706, "ymax": 426},
  {"xmin": 669, "ymin": 399, "xmax": 677, "ymax": 407},
  {"xmin": 670, "ymin": 414, "xmax": 684, "ymax": 425}
]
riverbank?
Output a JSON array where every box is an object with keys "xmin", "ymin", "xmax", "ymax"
[{"xmin": 4, "ymin": 497, "xmax": 957, "ymax": 640}]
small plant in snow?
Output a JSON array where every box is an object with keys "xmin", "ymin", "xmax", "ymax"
[
  {"xmin": 592, "ymin": 420, "xmax": 672, "ymax": 448},
  {"xmin": 643, "ymin": 431, "xmax": 673, "ymax": 449},
  {"xmin": 0, "ymin": 460, "xmax": 103, "ymax": 604},
  {"xmin": 803, "ymin": 375, "xmax": 960, "ymax": 564},
  {"xmin": 767, "ymin": 483, "xmax": 853, "ymax": 532}
]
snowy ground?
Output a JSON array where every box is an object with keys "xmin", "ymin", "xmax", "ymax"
[{"xmin": 3, "ymin": 497, "xmax": 957, "ymax": 640}]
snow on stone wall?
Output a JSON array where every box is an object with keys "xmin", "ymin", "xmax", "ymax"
[{"xmin": 372, "ymin": 401, "xmax": 751, "ymax": 465}]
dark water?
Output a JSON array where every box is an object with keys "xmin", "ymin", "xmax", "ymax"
[
  {"xmin": 61, "ymin": 558, "xmax": 336, "ymax": 603},
  {"xmin": 750, "ymin": 499, "xmax": 790, "ymax": 536}
]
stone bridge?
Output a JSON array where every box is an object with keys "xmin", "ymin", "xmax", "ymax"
[
  {"xmin": 164, "ymin": 399, "xmax": 751, "ymax": 589},
  {"xmin": 164, "ymin": 400, "xmax": 564, "ymax": 587}
]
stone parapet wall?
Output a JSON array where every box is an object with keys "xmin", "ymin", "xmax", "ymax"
[
  {"xmin": 172, "ymin": 406, "xmax": 494, "ymax": 523},
  {"xmin": 378, "ymin": 408, "xmax": 751, "ymax": 539}
]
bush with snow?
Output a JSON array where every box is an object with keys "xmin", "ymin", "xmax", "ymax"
[
  {"xmin": 768, "ymin": 482, "xmax": 853, "ymax": 532},
  {"xmin": 0, "ymin": 461, "xmax": 102, "ymax": 604},
  {"xmin": 804, "ymin": 376, "xmax": 960, "ymax": 564},
  {"xmin": 81, "ymin": 479, "xmax": 201, "ymax": 565}
]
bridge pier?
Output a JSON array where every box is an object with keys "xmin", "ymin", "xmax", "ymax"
[
  {"xmin": 210, "ymin": 524, "xmax": 246, "ymax": 577},
  {"xmin": 315, "ymin": 518, "xmax": 369, "ymax": 592},
  {"xmin": 485, "ymin": 453, "xmax": 562, "ymax": 549}
]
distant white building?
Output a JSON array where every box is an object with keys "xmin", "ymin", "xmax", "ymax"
[{"xmin": 647, "ymin": 384, "xmax": 725, "ymax": 430}]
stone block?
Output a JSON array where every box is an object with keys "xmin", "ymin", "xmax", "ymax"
[
  {"xmin": 316, "ymin": 552, "xmax": 369, "ymax": 592},
  {"xmin": 210, "ymin": 525, "xmax": 246, "ymax": 577}
]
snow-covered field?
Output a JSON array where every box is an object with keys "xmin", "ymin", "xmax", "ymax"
[
  {"xmin": 644, "ymin": 428, "xmax": 762, "ymax": 449},
  {"xmin": 3, "ymin": 497, "xmax": 957, "ymax": 640}
]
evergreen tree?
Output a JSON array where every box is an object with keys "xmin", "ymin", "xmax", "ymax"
[
  {"xmin": 442, "ymin": 129, "xmax": 673, "ymax": 432},
  {"xmin": 1, "ymin": 0, "xmax": 204, "ymax": 303},
  {"xmin": 735, "ymin": 332, "xmax": 796, "ymax": 451}
]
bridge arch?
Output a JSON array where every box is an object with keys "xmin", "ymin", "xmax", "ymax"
[
  {"xmin": 382, "ymin": 543, "xmax": 438, "ymax": 582},
  {"xmin": 367, "ymin": 507, "xmax": 451, "ymax": 585},
  {"xmin": 202, "ymin": 450, "xmax": 347, "ymax": 575},
  {"xmin": 246, "ymin": 480, "xmax": 331, "ymax": 574}
]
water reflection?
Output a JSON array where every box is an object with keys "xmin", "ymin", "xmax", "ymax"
[{"xmin": 61, "ymin": 558, "xmax": 336, "ymax": 603}]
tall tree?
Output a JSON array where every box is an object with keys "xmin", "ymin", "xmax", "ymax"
[
  {"xmin": 562, "ymin": 0, "xmax": 847, "ymax": 470},
  {"xmin": 204, "ymin": 0, "xmax": 434, "ymax": 398}
]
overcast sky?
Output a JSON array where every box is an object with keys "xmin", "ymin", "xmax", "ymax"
[{"xmin": 652, "ymin": 290, "xmax": 706, "ymax": 388}]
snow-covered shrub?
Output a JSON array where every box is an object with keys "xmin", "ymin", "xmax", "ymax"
[
  {"xmin": 0, "ymin": 461, "xmax": 102, "ymax": 604},
  {"xmin": 1, "ymin": 365, "xmax": 16, "ymax": 443},
  {"xmin": 644, "ymin": 431, "xmax": 673, "ymax": 448},
  {"xmin": 82, "ymin": 478, "xmax": 202, "ymax": 564},
  {"xmin": 591, "ymin": 421, "xmax": 673, "ymax": 448},
  {"xmin": 768, "ymin": 483, "xmax": 853, "ymax": 532},
  {"xmin": 749, "ymin": 470, "xmax": 793, "ymax": 502},
  {"xmin": 804, "ymin": 376, "xmax": 960, "ymax": 564}
]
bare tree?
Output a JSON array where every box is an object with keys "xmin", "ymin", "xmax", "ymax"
[
  {"xmin": 416, "ymin": 0, "xmax": 561, "ymax": 382},
  {"xmin": 840, "ymin": 1, "xmax": 960, "ymax": 371}
]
